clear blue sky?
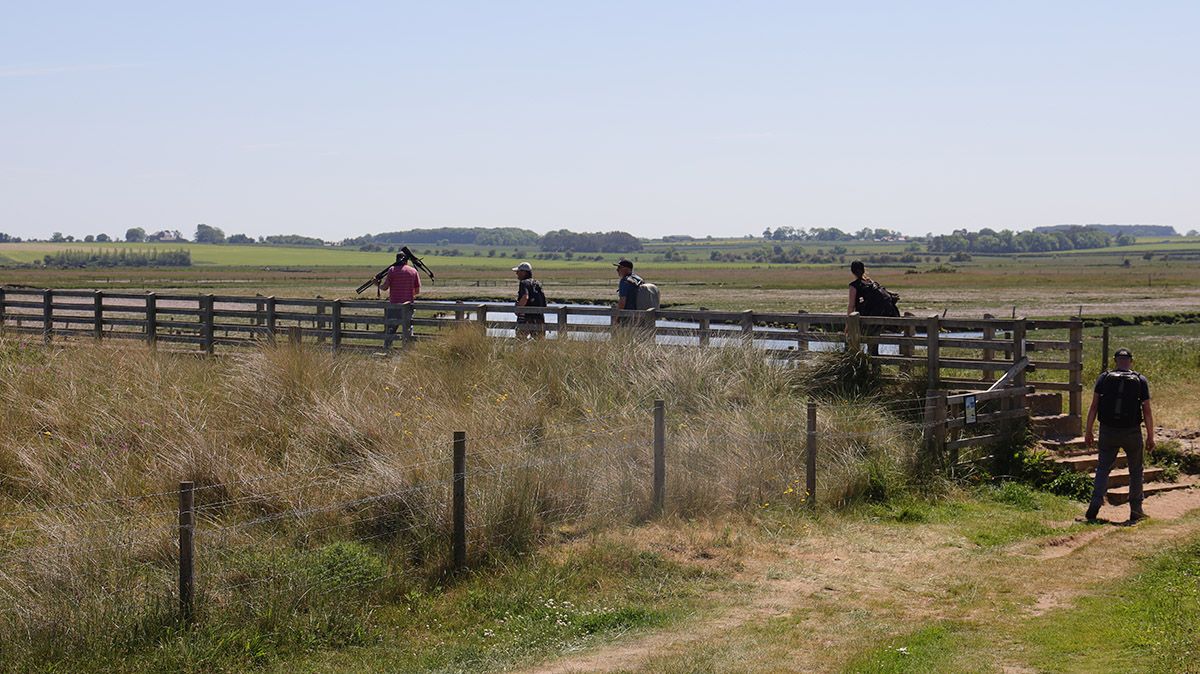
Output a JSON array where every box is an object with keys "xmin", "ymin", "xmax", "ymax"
[{"xmin": 3, "ymin": 1, "xmax": 1197, "ymax": 241}]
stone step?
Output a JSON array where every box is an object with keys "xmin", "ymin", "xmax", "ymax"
[
  {"xmin": 1107, "ymin": 481, "xmax": 1193, "ymax": 505},
  {"xmin": 1031, "ymin": 413, "xmax": 1081, "ymax": 438},
  {"xmin": 1056, "ymin": 453, "xmax": 1127, "ymax": 472},
  {"xmin": 1026, "ymin": 391, "xmax": 1063, "ymax": 417},
  {"xmin": 1089, "ymin": 466, "xmax": 1165, "ymax": 488}
]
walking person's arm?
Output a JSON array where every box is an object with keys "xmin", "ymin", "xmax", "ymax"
[
  {"xmin": 1142, "ymin": 400, "xmax": 1155, "ymax": 451},
  {"xmin": 1084, "ymin": 395, "xmax": 1099, "ymax": 448}
]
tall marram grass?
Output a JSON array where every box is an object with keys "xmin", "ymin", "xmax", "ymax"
[{"xmin": 0, "ymin": 330, "xmax": 922, "ymax": 671}]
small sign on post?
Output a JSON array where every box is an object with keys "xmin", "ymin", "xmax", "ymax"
[{"xmin": 965, "ymin": 395, "xmax": 977, "ymax": 425}]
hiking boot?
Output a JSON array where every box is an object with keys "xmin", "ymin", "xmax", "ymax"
[
  {"xmin": 1084, "ymin": 506, "xmax": 1100, "ymax": 522},
  {"xmin": 1129, "ymin": 508, "xmax": 1149, "ymax": 523}
]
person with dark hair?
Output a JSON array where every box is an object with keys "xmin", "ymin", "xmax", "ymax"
[
  {"xmin": 1084, "ymin": 347, "xmax": 1154, "ymax": 523},
  {"xmin": 847, "ymin": 259, "xmax": 871, "ymax": 315},
  {"xmin": 374, "ymin": 252, "xmax": 420, "ymax": 348},
  {"xmin": 512, "ymin": 261, "xmax": 546, "ymax": 339}
]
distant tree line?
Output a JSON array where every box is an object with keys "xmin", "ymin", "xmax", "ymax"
[
  {"xmin": 346, "ymin": 227, "xmax": 541, "ymax": 248},
  {"xmin": 42, "ymin": 248, "xmax": 192, "ymax": 268},
  {"xmin": 345, "ymin": 227, "xmax": 642, "ymax": 253},
  {"xmin": 925, "ymin": 226, "xmax": 1126, "ymax": 254},
  {"xmin": 761, "ymin": 227, "xmax": 905, "ymax": 242},
  {"xmin": 1033, "ymin": 224, "xmax": 1177, "ymax": 237},
  {"xmin": 0, "ymin": 232, "xmax": 21, "ymax": 243}
]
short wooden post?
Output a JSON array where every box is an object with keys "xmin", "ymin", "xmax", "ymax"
[
  {"xmin": 926, "ymin": 315, "xmax": 940, "ymax": 390},
  {"xmin": 452, "ymin": 431, "xmax": 467, "ymax": 571},
  {"xmin": 476, "ymin": 304, "xmax": 488, "ymax": 333},
  {"xmin": 146, "ymin": 293, "xmax": 158, "ymax": 348},
  {"xmin": 43, "ymin": 289, "xmax": 53, "ymax": 343},
  {"xmin": 315, "ymin": 302, "xmax": 327, "ymax": 344},
  {"xmin": 1068, "ymin": 317, "xmax": 1083, "ymax": 421},
  {"xmin": 558, "ymin": 306, "xmax": 569, "ymax": 340},
  {"xmin": 806, "ymin": 402, "xmax": 817, "ymax": 507},
  {"xmin": 331, "ymin": 300, "xmax": 343, "ymax": 353},
  {"xmin": 846, "ymin": 313, "xmax": 861, "ymax": 353},
  {"xmin": 935, "ymin": 392, "xmax": 948, "ymax": 461},
  {"xmin": 795, "ymin": 316, "xmax": 808, "ymax": 355},
  {"xmin": 400, "ymin": 303, "xmax": 414, "ymax": 346},
  {"xmin": 1012, "ymin": 317, "xmax": 1027, "ymax": 387},
  {"xmin": 93, "ymin": 290, "xmax": 103, "ymax": 341},
  {"xmin": 899, "ymin": 320, "xmax": 914, "ymax": 375},
  {"xmin": 254, "ymin": 297, "xmax": 265, "ymax": 328},
  {"xmin": 0, "ymin": 286, "xmax": 6, "ymax": 335},
  {"xmin": 265, "ymin": 296, "xmax": 277, "ymax": 344},
  {"xmin": 981, "ymin": 313, "xmax": 996, "ymax": 383},
  {"xmin": 1100, "ymin": 325, "xmax": 1109, "ymax": 375},
  {"xmin": 741, "ymin": 310, "xmax": 754, "ymax": 343},
  {"xmin": 178, "ymin": 481, "xmax": 195, "ymax": 621},
  {"xmin": 653, "ymin": 399, "xmax": 665, "ymax": 514},
  {"xmin": 201, "ymin": 294, "xmax": 215, "ymax": 355},
  {"xmin": 455, "ymin": 300, "xmax": 465, "ymax": 322},
  {"xmin": 699, "ymin": 316, "xmax": 711, "ymax": 347}
]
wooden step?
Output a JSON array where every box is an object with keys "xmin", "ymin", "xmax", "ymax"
[
  {"xmin": 1026, "ymin": 391, "xmax": 1062, "ymax": 417},
  {"xmin": 1107, "ymin": 481, "xmax": 1193, "ymax": 505},
  {"xmin": 1089, "ymin": 466, "xmax": 1165, "ymax": 488},
  {"xmin": 1039, "ymin": 435, "xmax": 1088, "ymax": 454},
  {"xmin": 1056, "ymin": 453, "xmax": 1127, "ymax": 472},
  {"xmin": 1032, "ymin": 413, "xmax": 1081, "ymax": 438}
]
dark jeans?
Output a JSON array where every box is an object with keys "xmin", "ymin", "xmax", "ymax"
[
  {"xmin": 383, "ymin": 305, "xmax": 409, "ymax": 348},
  {"xmin": 1089, "ymin": 425, "xmax": 1145, "ymax": 510}
]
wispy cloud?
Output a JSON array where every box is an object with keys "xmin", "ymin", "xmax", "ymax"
[{"xmin": 0, "ymin": 64, "xmax": 136, "ymax": 78}]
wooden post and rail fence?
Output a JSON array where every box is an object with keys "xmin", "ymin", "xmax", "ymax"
[{"xmin": 2, "ymin": 285, "xmax": 1083, "ymax": 469}]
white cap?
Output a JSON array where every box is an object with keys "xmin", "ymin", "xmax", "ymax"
[{"xmin": 512, "ymin": 262, "xmax": 532, "ymax": 272}]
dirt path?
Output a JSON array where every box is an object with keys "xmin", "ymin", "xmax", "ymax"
[{"xmin": 509, "ymin": 481, "xmax": 1200, "ymax": 674}]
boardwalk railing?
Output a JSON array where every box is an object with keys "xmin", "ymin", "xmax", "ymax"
[{"xmin": 0, "ymin": 286, "xmax": 1083, "ymax": 423}]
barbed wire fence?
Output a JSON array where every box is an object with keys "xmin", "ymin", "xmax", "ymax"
[{"xmin": 1, "ymin": 394, "xmax": 956, "ymax": 652}]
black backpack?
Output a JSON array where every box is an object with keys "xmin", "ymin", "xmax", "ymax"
[
  {"xmin": 854, "ymin": 279, "xmax": 900, "ymax": 317},
  {"xmin": 1096, "ymin": 370, "xmax": 1145, "ymax": 427},
  {"xmin": 527, "ymin": 279, "xmax": 547, "ymax": 307}
]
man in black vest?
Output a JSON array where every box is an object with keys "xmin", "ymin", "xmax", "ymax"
[{"xmin": 1084, "ymin": 347, "xmax": 1154, "ymax": 522}]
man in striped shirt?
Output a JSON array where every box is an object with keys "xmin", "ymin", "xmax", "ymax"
[{"xmin": 374, "ymin": 253, "xmax": 421, "ymax": 347}]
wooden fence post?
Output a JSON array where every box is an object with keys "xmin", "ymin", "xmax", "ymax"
[
  {"xmin": 201, "ymin": 294, "xmax": 215, "ymax": 356},
  {"xmin": 43, "ymin": 289, "xmax": 53, "ymax": 343},
  {"xmin": 699, "ymin": 316, "xmax": 711, "ymax": 347},
  {"xmin": 1012, "ymin": 317, "xmax": 1027, "ymax": 388},
  {"xmin": 1100, "ymin": 325, "xmax": 1109, "ymax": 375},
  {"xmin": 453, "ymin": 431, "xmax": 466, "ymax": 571},
  {"xmin": 741, "ymin": 310, "xmax": 754, "ymax": 344},
  {"xmin": 93, "ymin": 290, "xmax": 104, "ymax": 342},
  {"xmin": 924, "ymin": 390, "xmax": 948, "ymax": 465},
  {"xmin": 178, "ymin": 481, "xmax": 195, "ymax": 621},
  {"xmin": 558, "ymin": 306, "xmax": 569, "ymax": 340},
  {"xmin": 900, "ymin": 320, "xmax": 914, "ymax": 375},
  {"xmin": 653, "ymin": 399, "xmax": 665, "ymax": 514},
  {"xmin": 265, "ymin": 296, "xmax": 277, "ymax": 344},
  {"xmin": 806, "ymin": 402, "xmax": 817, "ymax": 507},
  {"xmin": 331, "ymin": 300, "xmax": 343, "ymax": 353},
  {"xmin": 315, "ymin": 302, "xmax": 327, "ymax": 344},
  {"xmin": 981, "ymin": 313, "xmax": 995, "ymax": 383},
  {"xmin": 455, "ymin": 300, "xmax": 465, "ymax": 322},
  {"xmin": 1068, "ymin": 317, "xmax": 1083, "ymax": 421},
  {"xmin": 846, "ymin": 313, "xmax": 861, "ymax": 353},
  {"xmin": 926, "ymin": 315, "xmax": 940, "ymax": 390},
  {"xmin": 476, "ymin": 304, "xmax": 488, "ymax": 333},
  {"xmin": 146, "ymin": 293, "xmax": 157, "ymax": 348},
  {"xmin": 0, "ymin": 286, "xmax": 6, "ymax": 335},
  {"xmin": 795, "ymin": 315, "xmax": 808, "ymax": 355}
]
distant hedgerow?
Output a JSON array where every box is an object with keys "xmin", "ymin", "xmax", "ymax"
[{"xmin": 42, "ymin": 248, "xmax": 191, "ymax": 268}]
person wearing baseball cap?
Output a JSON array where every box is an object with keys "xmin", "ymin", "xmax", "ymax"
[
  {"xmin": 613, "ymin": 259, "xmax": 640, "ymax": 313},
  {"xmin": 1084, "ymin": 346, "xmax": 1154, "ymax": 523},
  {"xmin": 512, "ymin": 262, "xmax": 546, "ymax": 338}
]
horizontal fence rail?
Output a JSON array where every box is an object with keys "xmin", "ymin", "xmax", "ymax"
[{"xmin": 0, "ymin": 286, "xmax": 1082, "ymax": 419}]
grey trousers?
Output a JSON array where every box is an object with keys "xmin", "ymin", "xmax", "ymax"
[{"xmin": 1088, "ymin": 425, "xmax": 1144, "ymax": 510}]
